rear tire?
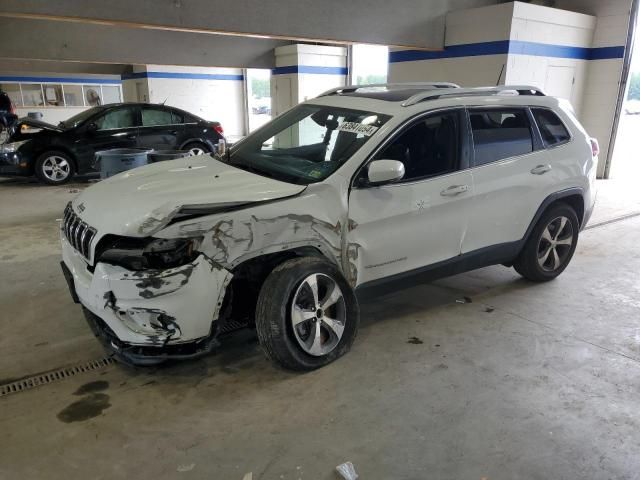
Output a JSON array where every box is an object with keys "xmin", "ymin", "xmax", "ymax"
[
  {"xmin": 35, "ymin": 151, "xmax": 74, "ymax": 185},
  {"xmin": 255, "ymin": 257, "xmax": 359, "ymax": 371},
  {"xmin": 184, "ymin": 142, "xmax": 211, "ymax": 156},
  {"xmin": 514, "ymin": 203, "xmax": 579, "ymax": 282}
]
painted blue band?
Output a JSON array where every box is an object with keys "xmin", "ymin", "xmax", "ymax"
[
  {"xmin": 389, "ymin": 40, "xmax": 625, "ymax": 63},
  {"xmin": 121, "ymin": 71, "xmax": 244, "ymax": 81},
  {"xmin": 272, "ymin": 65, "xmax": 348, "ymax": 75},
  {"xmin": 0, "ymin": 76, "xmax": 121, "ymax": 84}
]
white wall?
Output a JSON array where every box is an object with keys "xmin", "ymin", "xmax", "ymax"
[
  {"xmin": 389, "ymin": 3, "xmax": 513, "ymax": 86},
  {"xmin": 505, "ymin": 2, "xmax": 596, "ymax": 118}
]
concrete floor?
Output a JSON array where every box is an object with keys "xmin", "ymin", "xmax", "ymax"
[{"xmin": 1, "ymin": 175, "xmax": 640, "ymax": 479}]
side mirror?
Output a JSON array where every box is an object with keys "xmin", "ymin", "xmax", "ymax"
[
  {"xmin": 86, "ymin": 122, "xmax": 98, "ymax": 133},
  {"xmin": 366, "ymin": 159, "xmax": 405, "ymax": 186}
]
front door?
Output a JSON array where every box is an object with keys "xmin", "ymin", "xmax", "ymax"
[
  {"xmin": 137, "ymin": 106, "xmax": 184, "ymax": 150},
  {"xmin": 347, "ymin": 109, "xmax": 474, "ymax": 286},
  {"xmin": 75, "ymin": 105, "xmax": 140, "ymax": 171}
]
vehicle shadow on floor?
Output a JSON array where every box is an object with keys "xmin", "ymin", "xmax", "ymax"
[{"xmin": 114, "ymin": 272, "xmax": 537, "ymax": 389}]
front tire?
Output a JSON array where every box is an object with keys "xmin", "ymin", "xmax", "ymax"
[
  {"xmin": 514, "ymin": 203, "xmax": 579, "ymax": 282},
  {"xmin": 255, "ymin": 257, "xmax": 359, "ymax": 371},
  {"xmin": 35, "ymin": 151, "xmax": 74, "ymax": 185}
]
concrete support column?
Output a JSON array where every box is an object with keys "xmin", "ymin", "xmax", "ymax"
[{"xmin": 271, "ymin": 44, "xmax": 348, "ymax": 117}]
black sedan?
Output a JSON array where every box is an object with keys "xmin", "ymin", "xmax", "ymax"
[{"xmin": 0, "ymin": 103, "xmax": 224, "ymax": 184}]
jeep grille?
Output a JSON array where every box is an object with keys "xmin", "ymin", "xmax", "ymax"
[{"xmin": 63, "ymin": 203, "xmax": 97, "ymax": 259}]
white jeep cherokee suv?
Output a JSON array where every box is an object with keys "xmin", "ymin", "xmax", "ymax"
[{"xmin": 60, "ymin": 83, "xmax": 597, "ymax": 370}]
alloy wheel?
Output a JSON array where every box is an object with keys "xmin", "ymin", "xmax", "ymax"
[
  {"xmin": 537, "ymin": 215, "xmax": 574, "ymax": 272},
  {"xmin": 42, "ymin": 155, "xmax": 71, "ymax": 182},
  {"xmin": 290, "ymin": 273, "xmax": 346, "ymax": 356},
  {"xmin": 188, "ymin": 147, "xmax": 206, "ymax": 156}
]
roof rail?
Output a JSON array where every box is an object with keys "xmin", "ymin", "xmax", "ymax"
[
  {"xmin": 401, "ymin": 85, "xmax": 545, "ymax": 107},
  {"xmin": 317, "ymin": 82, "xmax": 461, "ymax": 98}
]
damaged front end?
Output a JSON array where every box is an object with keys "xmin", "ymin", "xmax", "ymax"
[{"xmin": 61, "ymin": 229, "xmax": 233, "ymax": 365}]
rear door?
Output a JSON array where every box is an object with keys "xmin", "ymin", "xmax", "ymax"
[
  {"xmin": 137, "ymin": 106, "xmax": 184, "ymax": 150},
  {"xmin": 348, "ymin": 109, "xmax": 474, "ymax": 285},
  {"xmin": 462, "ymin": 106, "xmax": 556, "ymax": 254},
  {"xmin": 74, "ymin": 105, "xmax": 140, "ymax": 171}
]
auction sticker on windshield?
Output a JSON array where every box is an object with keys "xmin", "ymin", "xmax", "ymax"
[{"xmin": 337, "ymin": 122, "xmax": 379, "ymax": 136}]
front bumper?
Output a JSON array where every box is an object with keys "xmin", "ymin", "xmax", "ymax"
[
  {"xmin": 61, "ymin": 234, "xmax": 232, "ymax": 362},
  {"xmin": 0, "ymin": 151, "xmax": 30, "ymax": 175}
]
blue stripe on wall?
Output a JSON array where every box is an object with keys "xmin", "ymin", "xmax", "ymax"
[
  {"xmin": 272, "ymin": 65, "xmax": 348, "ymax": 75},
  {"xmin": 0, "ymin": 76, "xmax": 121, "ymax": 84},
  {"xmin": 389, "ymin": 40, "xmax": 625, "ymax": 63},
  {"xmin": 121, "ymin": 71, "xmax": 244, "ymax": 81}
]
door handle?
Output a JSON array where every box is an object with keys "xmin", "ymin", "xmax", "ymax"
[
  {"xmin": 440, "ymin": 184, "xmax": 469, "ymax": 197},
  {"xmin": 169, "ymin": 130, "xmax": 178, "ymax": 135},
  {"xmin": 530, "ymin": 164, "xmax": 551, "ymax": 175},
  {"xmin": 126, "ymin": 134, "xmax": 136, "ymax": 140}
]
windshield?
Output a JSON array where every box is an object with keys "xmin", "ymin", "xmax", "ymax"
[
  {"xmin": 229, "ymin": 104, "xmax": 391, "ymax": 184},
  {"xmin": 59, "ymin": 107, "xmax": 103, "ymax": 129}
]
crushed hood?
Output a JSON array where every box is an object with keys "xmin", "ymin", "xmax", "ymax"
[
  {"xmin": 71, "ymin": 155, "xmax": 306, "ymax": 238},
  {"xmin": 14, "ymin": 118, "xmax": 64, "ymax": 133}
]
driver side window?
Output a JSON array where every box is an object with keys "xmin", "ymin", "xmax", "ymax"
[
  {"xmin": 94, "ymin": 107, "xmax": 138, "ymax": 130},
  {"xmin": 375, "ymin": 110, "xmax": 460, "ymax": 182}
]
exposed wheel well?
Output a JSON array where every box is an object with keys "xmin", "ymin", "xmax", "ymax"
[{"xmin": 218, "ymin": 247, "xmax": 329, "ymax": 328}]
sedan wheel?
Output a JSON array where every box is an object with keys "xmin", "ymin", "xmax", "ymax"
[
  {"xmin": 42, "ymin": 155, "xmax": 71, "ymax": 182},
  {"xmin": 35, "ymin": 152, "xmax": 74, "ymax": 184},
  {"xmin": 188, "ymin": 147, "xmax": 206, "ymax": 156}
]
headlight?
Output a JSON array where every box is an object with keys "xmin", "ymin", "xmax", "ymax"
[
  {"xmin": 97, "ymin": 236, "xmax": 201, "ymax": 270},
  {"xmin": 0, "ymin": 140, "xmax": 30, "ymax": 153}
]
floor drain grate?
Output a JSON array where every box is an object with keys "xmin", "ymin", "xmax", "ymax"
[{"xmin": 0, "ymin": 356, "xmax": 116, "ymax": 398}]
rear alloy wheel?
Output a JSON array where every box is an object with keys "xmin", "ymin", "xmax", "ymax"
[
  {"xmin": 514, "ymin": 203, "xmax": 579, "ymax": 282},
  {"xmin": 35, "ymin": 151, "xmax": 74, "ymax": 185},
  {"xmin": 255, "ymin": 257, "xmax": 359, "ymax": 371},
  {"xmin": 184, "ymin": 142, "xmax": 210, "ymax": 156}
]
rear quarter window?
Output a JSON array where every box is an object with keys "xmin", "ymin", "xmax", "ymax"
[
  {"xmin": 469, "ymin": 108, "xmax": 533, "ymax": 166},
  {"xmin": 532, "ymin": 108, "xmax": 571, "ymax": 147}
]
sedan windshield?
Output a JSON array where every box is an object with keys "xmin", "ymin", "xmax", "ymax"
[
  {"xmin": 59, "ymin": 107, "xmax": 104, "ymax": 129},
  {"xmin": 228, "ymin": 104, "xmax": 391, "ymax": 184}
]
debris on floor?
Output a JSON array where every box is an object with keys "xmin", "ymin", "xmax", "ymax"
[
  {"xmin": 336, "ymin": 461, "xmax": 358, "ymax": 479},
  {"xmin": 241, "ymin": 472, "xmax": 252, "ymax": 480},
  {"xmin": 456, "ymin": 296, "xmax": 473, "ymax": 304},
  {"xmin": 177, "ymin": 463, "xmax": 195, "ymax": 472},
  {"xmin": 407, "ymin": 336, "xmax": 424, "ymax": 344},
  {"xmin": 484, "ymin": 307, "xmax": 495, "ymax": 313}
]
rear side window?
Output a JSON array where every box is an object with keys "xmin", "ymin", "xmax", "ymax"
[
  {"xmin": 142, "ymin": 107, "xmax": 174, "ymax": 126},
  {"xmin": 532, "ymin": 108, "xmax": 571, "ymax": 147},
  {"xmin": 469, "ymin": 109, "xmax": 533, "ymax": 166},
  {"xmin": 171, "ymin": 111, "xmax": 184, "ymax": 124}
]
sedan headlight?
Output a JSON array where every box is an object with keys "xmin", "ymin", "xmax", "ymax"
[
  {"xmin": 0, "ymin": 140, "xmax": 30, "ymax": 153},
  {"xmin": 97, "ymin": 236, "xmax": 201, "ymax": 270}
]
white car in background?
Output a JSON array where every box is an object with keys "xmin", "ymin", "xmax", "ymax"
[{"xmin": 60, "ymin": 82, "xmax": 598, "ymax": 370}]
